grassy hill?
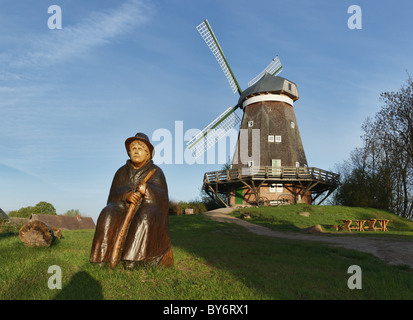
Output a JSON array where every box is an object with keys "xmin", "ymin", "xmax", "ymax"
[
  {"xmin": 0, "ymin": 208, "xmax": 412, "ymax": 300},
  {"xmin": 231, "ymin": 204, "xmax": 413, "ymax": 236}
]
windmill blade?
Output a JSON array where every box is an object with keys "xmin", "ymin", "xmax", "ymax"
[
  {"xmin": 187, "ymin": 105, "xmax": 241, "ymax": 159},
  {"xmin": 247, "ymin": 56, "xmax": 283, "ymax": 87},
  {"xmin": 197, "ymin": 19, "xmax": 242, "ymax": 95}
]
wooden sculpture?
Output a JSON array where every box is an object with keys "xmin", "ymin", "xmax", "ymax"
[{"xmin": 90, "ymin": 133, "xmax": 173, "ymax": 268}]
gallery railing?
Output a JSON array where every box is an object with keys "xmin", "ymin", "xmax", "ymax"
[{"xmin": 204, "ymin": 166, "xmax": 340, "ymax": 185}]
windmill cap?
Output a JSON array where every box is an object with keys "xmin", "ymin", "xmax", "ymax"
[
  {"xmin": 125, "ymin": 132, "xmax": 154, "ymax": 158},
  {"xmin": 238, "ymin": 73, "xmax": 299, "ymax": 106}
]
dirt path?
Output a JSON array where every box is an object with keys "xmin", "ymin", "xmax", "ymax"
[{"xmin": 203, "ymin": 208, "xmax": 413, "ymax": 269}]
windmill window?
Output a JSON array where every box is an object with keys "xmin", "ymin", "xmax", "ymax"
[
  {"xmin": 275, "ymin": 135, "xmax": 282, "ymax": 143},
  {"xmin": 288, "ymin": 83, "xmax": 292, "ymax": 91},
  {"xmin": 270, "ymin": 184, "xmax": 276, "ymax": 193},
  {"xmin": 248, "ymin": 121, "xmax": 254, "ymax": 128},
  {"xmin": 277, "ymin": 184, "xmax": 283, "ymax": 193},
  {"xmin": 268, "ymin": 135, "xmax": 275, "ymax": 142},
  {"xmin": 248, "ymin": 161, "xmax": 254, "ymax": 167},
  {"xmin": 296, "ymin": 161, "xmax": 300, "ymax": 168},
  {"xmin": 291, "ymin": 121, "xmax": 295, "ymax": 129}
]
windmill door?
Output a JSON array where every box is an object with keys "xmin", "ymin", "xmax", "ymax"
[
  {"xmin": 272, "ymin": 159, "xmax": 281, "ymax": 176},
  {"xmin": 235, "ymin": 187, "xmax": 244, "ymax": 204}
]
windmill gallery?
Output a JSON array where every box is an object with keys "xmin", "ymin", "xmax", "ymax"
[{"xmin": 154, "ymin": 19, "xmax": 340, "ymax": 208}]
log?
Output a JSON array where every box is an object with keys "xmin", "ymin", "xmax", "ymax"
[
  {"xmin": 19, "ymin": 221, "xmax": 55, "ymax": 247},
  {"xmin": 51, "ymin": 226, "xmax": 62, "ymax": 239}
]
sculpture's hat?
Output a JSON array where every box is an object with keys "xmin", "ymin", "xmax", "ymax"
[{"xmin": 125, "ymin": 132, "xmax": 154, "ymax": 158}]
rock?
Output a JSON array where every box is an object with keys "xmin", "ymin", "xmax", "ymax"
[
  {"xmin": 301, "ymin": 224, "xmax": 324, "ymax": 233},
  {"xmin": 240, "ymin": 213, "xmax": 251, "ymax": 219},
  {"xmin": 298, "ymin": 212, "xmax": 311, "ymax": 217}
]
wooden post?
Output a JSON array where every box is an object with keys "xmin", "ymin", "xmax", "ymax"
[{"xmin": 207, "ymin": 185, "xmax": 228, "ymax": 208}]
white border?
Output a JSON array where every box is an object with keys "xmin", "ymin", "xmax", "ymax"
[{"xmin": 242, "ymin": 94, "xmax": 294, "ymax": 108}]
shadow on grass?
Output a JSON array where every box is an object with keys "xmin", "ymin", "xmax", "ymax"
[
  {"xmin": 231, "ymin": 210, "xmax": 302, "ymax": 232},
  {"xmin": 168, "ymin": 214, "xmax": 413, "ymax": 300},
  {"xmin": 53, "ymin": 271, "xmax": 103, "ymax": 300},
  {"xmin": 169, "ymin": 214, "xmax": 309, "ymax": 299},
  {"xmin": 249, "ymin": 219, "xmax": 302, "ymax": 232},
  {"xmin": 0, "ymin": 232, "xmax": 19, "ymax": 241}
]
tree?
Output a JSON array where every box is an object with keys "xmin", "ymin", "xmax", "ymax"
[
  {"xmin": 375, "ymin": 76, "xmax": 413, "ymax": 218},
  {"xmin": 8, "ymin": 201, "xmax": 56, "ymax": 218},
  {"xmin": 63, "ymin": 209, "xmax": 81, "ymax": 216},
  {"xmin": 32, "ymin": 201, "xmax": 56, "ymax": 215},
  {"xmin": 8, "ymin": 206, "xmax": 32, "ymax": 218},
  {"xmin": 333, "ymin": 76, "xmax": 413, "ymax": 219}
]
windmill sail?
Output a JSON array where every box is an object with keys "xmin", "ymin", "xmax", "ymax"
[
  {"xmin": 187, "ymin": 105, "xmax": 241, "ymax": 158},
  {"xmin": 197, "ymin": 20, "xmax": 242, "ymax": 95},
  {"xmin": 247, "ymin": 56, "xmax": 283, "ymax": 87}
]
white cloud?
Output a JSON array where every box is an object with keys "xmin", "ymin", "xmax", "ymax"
[
  {"xmin": 0, "ymin": 0, "xmax": 153, "ymax": 71},
  {"xmin": 0, "ymin": 0, "xmax": 154, "ymax": 174}
]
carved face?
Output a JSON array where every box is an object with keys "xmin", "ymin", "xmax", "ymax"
[{"xmin": 128, "ymin": 140, "xmax": 150, "ymax": 167}]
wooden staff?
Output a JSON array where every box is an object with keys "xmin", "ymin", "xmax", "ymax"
[{"xmin": 110, "ymin": 168, "xmax": 157, "ymax": 269}]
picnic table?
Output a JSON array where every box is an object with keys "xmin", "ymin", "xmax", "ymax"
[
  {"xmin": 342, "ymin": 220, "xmax": 366, "ymax": 232},
  {"xmin": 341, "ymin": 219, "xmax": 392, "ymax": 232},
  {"xmin": 366, "ymin": 219, "xmax": 392, "ymax": 232}
]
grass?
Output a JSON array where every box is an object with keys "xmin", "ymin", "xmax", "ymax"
[
  {"xmin": 231, "ymin": 204, "xmax": 413, "ymax": 237},
  {"xmin": 0, "ymin": 211, "xmax": 412, "ymax": 300}
]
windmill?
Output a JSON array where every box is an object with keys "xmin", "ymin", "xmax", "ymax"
[
  {"xmin": 187, "ymin": 19, "xmax": 283, "ymax": 159},
  {"xmin": 191, "ymin": 19, "xmax": 340, "ymax": 207}
]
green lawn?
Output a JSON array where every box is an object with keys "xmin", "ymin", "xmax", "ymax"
[
  {"xmin": 0, "ymin": 212, "xmax": 412, "ymax": 300},
  {"xmin": 231, "ymin": 204, "xmax": 413, "ymax": 237}
]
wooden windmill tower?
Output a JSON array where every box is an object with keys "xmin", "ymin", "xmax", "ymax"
[{"xmin": 188, "ymin": 20, "xmax": 340, "ymax": 207}]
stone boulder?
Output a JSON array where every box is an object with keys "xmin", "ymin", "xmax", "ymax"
[{"xmin": 301, "ymin": 224, "xmax": 324, "ymax": 233}]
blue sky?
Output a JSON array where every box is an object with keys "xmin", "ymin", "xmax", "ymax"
[{"xmin": 1, "ymin": 0, "xmax": 413, "ymax": 222}]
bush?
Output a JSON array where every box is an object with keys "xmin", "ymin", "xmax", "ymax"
[
  {"xmin": 169, "ymin": 200, "xmax": 180, "ymax": 215},
  {"xmin": 169, "ymin": 199, "xmax": 209, "ymax": 215},
  {"xmin": 0, "ymin": 220, "xmax": 20, "ymax": 234}
]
